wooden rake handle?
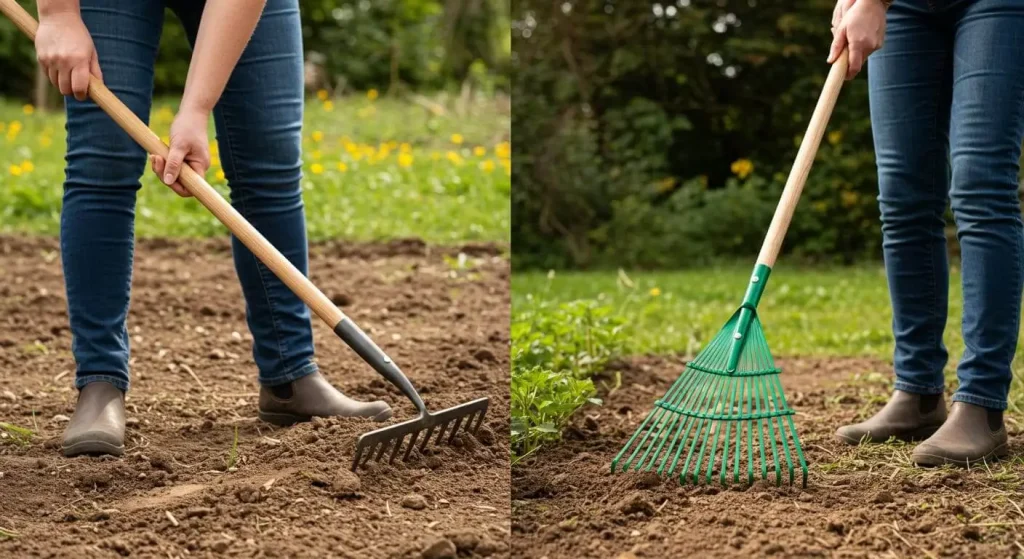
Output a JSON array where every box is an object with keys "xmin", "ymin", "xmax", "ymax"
[
  {"xmin": 0, "ymin": 0, "xmax": 344, "ymax": 328},
  {"xmin": 756, "ymin": 49, "xmax": 849, "ymax": 268},
  {"xmin": 0, "ymin": 0, "xmax": 433, "ymax": 413}
]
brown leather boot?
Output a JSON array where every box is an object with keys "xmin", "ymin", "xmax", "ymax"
[
  {"xmin": 62, "ymin": 381, "xmax": 126, "ymax": 457},
  {"xmin": 835, "ymin": 390, "xmax": 946, "ymax": 445},
  {"xmin": 258, "ymin": 371, "xmax": 392, "ymax": 426},
  {"xmin": 911, "ymin": 402, "xmax": 1008, "ymax": 467}
]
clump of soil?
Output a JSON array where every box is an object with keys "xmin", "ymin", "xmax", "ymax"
[
  {"xmin": 0, "ymin": 236, "xmax": 510, "ymax": 558},
  {"xmin": 512, "ymin": 356, "xmax": 1024, "ymax": 558}
]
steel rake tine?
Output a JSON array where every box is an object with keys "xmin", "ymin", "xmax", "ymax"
[
  {"xmin": 352, "ymin": 444, "xmax": 366, "ymax": 471},
  {"xmin": 403, "ymin": 430, "xmax": 421, "ymax": 462},
  {"xmin": 388, "ymin": 434, "xmax": 405, "ymax": 464},
  {"xmin": 469, "ymin": 410, "xmax": 485, "ymax": 434},
  {"xmin": 447, "ymin": 416, "xmax": 464, "ymax": 445}
]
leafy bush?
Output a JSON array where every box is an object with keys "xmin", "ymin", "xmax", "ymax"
[
  {"xmin": 511, "ymin": 299, "xmax": 627, "ymax": 460},
  {"xmin": 512, "ymin": 0, "xmax": 883, "ymax": 269}
]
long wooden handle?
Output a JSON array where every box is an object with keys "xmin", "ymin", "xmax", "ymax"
[
  {"xmin": 0, "ymin": 0, "xmax": 345, "ymax": 328},
  {"xmin": 756, "ymin": 50, "xmax": 848, "ymax": 267}
]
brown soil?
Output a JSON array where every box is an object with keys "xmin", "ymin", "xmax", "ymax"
[
  {"xmin": 0, "ymin": 236, "xmax": 510, "ymax": 558},
  {"xmin": 512, "ymin": 356, "xmax": 1024, "ymax": 558}
]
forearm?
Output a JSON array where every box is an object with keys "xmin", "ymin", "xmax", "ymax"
[
  {"xmin": 180, "ymin": 0, "xmax": 266, "ymax": 114},
  {"xmin": 37, "ymin": 0, "xmax": 79, "ymax": 17}
]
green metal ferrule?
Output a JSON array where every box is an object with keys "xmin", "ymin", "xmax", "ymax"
[
  {"xmin": 726, "ymin": 264, "xmax": 773, "ymax": 373},
  {"xmin": 740, "ymin": 264, "xmax": 772, "ymax": 309}
]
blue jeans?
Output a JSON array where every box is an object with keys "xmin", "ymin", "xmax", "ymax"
[
  {"xmin": 869, "ymin": 0, "xmax": 1024, "ymax": 410},
  {"xmin": 64, "ymin": 0, "xmax": 318, "ymax": 392}
]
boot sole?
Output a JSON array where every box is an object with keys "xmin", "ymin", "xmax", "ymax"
[
  {"xmin": 912, "ymin": 443, "xmax": 1010, "ymax": 468},
  {"xmin": 835, "ymin": 424, "xmax": 942, "ymax": 446},
  {"xmin": 62, "ymin": 440, "xmax": 124, "ymax": 457},
  {"xmin": 258, "ymin": 408, "xmax": 393, "ymax": 426}
]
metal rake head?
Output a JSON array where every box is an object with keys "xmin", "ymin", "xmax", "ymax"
[
  {"xmin": 351, "ymin": 397, "xmax": 489, "ymax": 471},
  {"xmin": 612, "ymin": 309, "xmax": 807, "ymax": 487}
]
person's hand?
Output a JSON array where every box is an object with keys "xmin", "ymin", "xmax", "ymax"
[
  {"xmin": 828, "ymin": 0, "xmax": 887, "ymax": 80},
  {"xmin": 35, "ymin": 10, "xmax": 103, "ymax": 100},
  {"xmin": 151, "ymin": 108, "xmax": 211, "ymax": 197}
]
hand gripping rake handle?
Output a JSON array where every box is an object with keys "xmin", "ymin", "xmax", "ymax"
[
  {"xmin": 0, "ymin": 0, "xmax": 429, "ymax": 416},
  {"xmin": 727, "ymin": 50, "xmax": 849, "ymax": 372}
]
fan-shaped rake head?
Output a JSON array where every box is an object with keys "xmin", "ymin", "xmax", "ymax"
[{"xmin": 611, "ymin": 308, "xmax": 807, "ymax": 487}]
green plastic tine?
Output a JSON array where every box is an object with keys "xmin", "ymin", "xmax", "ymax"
[
  {"xmin": 664, "ymin": 373, "xmax": 709, "ymax": 476},
  {"xmin": 639, "ymin": 370, "xmax": 699, "ymax": 472},
  {"xmin": 656, "ymin": 368, "xmax": 708, "ymax": 475},
  {"xmin": 680, "ymin": 372, "xmax": 724, "ymax": 484},
  {"xmin": 612, "ymin": 373, "xmax": 684, "ymax": 472},
  {"xmin": 719, "ymin": 375, "xmax": 739, "ymax": 485},
  {"xmin": 758, "ymin": 374, "xmax": 783, "ymax": 485},
  {"xmin": 692, "ymin": 370, "xmax": 730, "ymax": 485}
]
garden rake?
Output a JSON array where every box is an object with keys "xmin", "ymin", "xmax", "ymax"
[
  {"xmin": 0, "ymin": 0, "xmax": 489, "ymax": 473},
  {"xmin": 612, "ymin": 50, "xmax": 850, "ymax": 488}
]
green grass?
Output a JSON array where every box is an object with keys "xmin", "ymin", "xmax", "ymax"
[
  {"xmin": 513, "ymin": 264, "xmax": 1024, "ymax": 412},
  {"xmin": 0, "ymin": 93, "xmax": 509, "ymax": 243},
  {"xmin": 0, "ymin": 421, "xmax": 34, "ymax": 446}
]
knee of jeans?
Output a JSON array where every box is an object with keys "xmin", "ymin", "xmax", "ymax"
[
  {"xmin": 65, "ymin": 139, "xmax": 147, "ymax": 192},
  {"xmin": 221, "ymin": 132, "xmax": 302, "ymax": 190},
  {"xmin": 878, "ymin": 192, "xmax": 946, "ymax": 231},
  {"xmin": 949, "ymin": 161, "xmax": 1021, "ymax": 225}
]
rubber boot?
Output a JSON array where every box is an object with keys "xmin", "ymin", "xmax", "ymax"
[
  {"xmin": 258, "ymin": 371, "xmax": 392, "ymax": 426},
  {"xmin": 911, "ymin": 402, "xmax": 1008, "ymax": 467},
  {"xmin": 62, "ymin": 381, "xmax": 126, "ymax": 457},
  {"xmin": 835, "ymin": 390, "xmax": 946, "ymax": 445}
]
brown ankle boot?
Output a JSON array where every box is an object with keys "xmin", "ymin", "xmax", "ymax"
[
  {"xmin": 911, "ymin": 402, "xmax": 1008, "ymax": 467},
  {"xmin": 835, "ymin": 390, "xmax": 946, "ymax": 445},
  {"xmin": 258, "ymin": 371, "xmax": 393, "ymax": 426},
  {"xmin": 62, "ymin": 381, "xmax": 126, "ymax": 457}
]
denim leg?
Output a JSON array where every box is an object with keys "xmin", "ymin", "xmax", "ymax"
[
  {"xmin": 869, "ymin": 2, "xmax": 952, "ymax": 396},
  {"xmin": 63, "ymin": 1, "xmax": 164, "ymax": 393},
  {"xmin": 172, "ymin": 0, "xmax": 316, "ymax": 386},
  {"xmin": 946, "ymin": 0, "xmax": 1024, "ymax": 411}
]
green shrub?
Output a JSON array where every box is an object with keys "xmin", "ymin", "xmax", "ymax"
[{"xmin": 511, "ymin": 298, "xmax": 627, "ymax": 459}]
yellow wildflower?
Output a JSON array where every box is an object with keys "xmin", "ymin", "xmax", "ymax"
[
  {"xmin": 311, "ymin": 130, "xmax": 324, "ymax": 142},
  {"xmin": 730, "ymin": 158, "xmax": 754, "ymax": 179},
  {"xmin": 9, "ymin": 164, "xmax": 22, "ymax": 176},
  {"xmin": 210, "ymin": 141, "xmax": 219, "ymax": 156},
  {"xmin": 446, "ymin": 151, "xmax": 463, "ymax": 165},
  {"xmin": 450, "ymin": 133, "xmax": 464, "ymax": 145},
  {"xmin": 211, "ymin": 155, "xmax": 221, "ymax": 167},
  {"xmin": 841, "ymin": 190, "xmax": 859, "ymax": 208},
  {"xmin": 40, "ymin": 136, "xmax": 52, "ymax": 147},
  {"xmin": 480, "ymin": 159, "xmax": 495, "ymax": 172},
  {"xmin": 495, "ymin": 141, "xmax": 510, "ymax": 159},
  {"xmin": 650, "ymin": 287, "xmax": 661, "ymax": 297},
  {"xmin": 22, "ymin": 104, "xmax": 34, "ymax": 115},
  {"xmin": 398, "ymin": 153, "xmax": 414, "ymax": 168},
  {"xmin": 316, "ymin": 89, "xmax": 329, "ymax": 101},
  {"xmin": 399, "ymin": 142, "xmax": 412, "ymax": 153},
  {"xmin": 216, "ymin": 169, "xmax": 226, "ymax": 181},
  {"xmin": 20, "ymin": 160, "xmax": 33, "ymax": 173},
  {"xmin": 310, "ymin": 163, "xmax": 324, "ymax": 174},
  {"xmin": 323, "ymin": 100, "xmax": 334, "ymax": 112},
  {"xmin": 473, "ymin": 146, "xmax": 486, "ymax": 157},
  {"xmin": 367, "ymin": 89, "xmax": 379, "ymax": 101},
  {"xmin": 337, "ymin": 162, "xmax": 348, "ymax": 172},
  {"xmin": 161, "ymin": 135, "xmax": 170, "ymax": 145},
  {"xmin": 828, "ymin": 130, "xmax": 843, "ymax": 146}
]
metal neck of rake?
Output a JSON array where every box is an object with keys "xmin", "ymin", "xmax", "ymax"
[{"xmin": 726, "ymin": 264, "xmax": 772, "ymax": 373}]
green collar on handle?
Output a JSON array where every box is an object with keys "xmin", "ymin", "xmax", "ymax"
[{"xmin": 726, "ymin": 264, "xmax": 773, "ymax": 373}]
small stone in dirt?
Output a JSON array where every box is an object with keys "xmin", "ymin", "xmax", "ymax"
[
  {"xmin": 763, "ymin": 542, "xmax": 784, "ymax": 554},
  {"xmin": 209, "ymin": 349, "xmax": 226, "ymax": 360},
  {"xmin": 616, "ymin": 552, "xmax": 638, "ymax": 559},
  {"xmin": 826, "ymin": 519, "xmax": 845, "ymax": 535},
  {"xmin": 472, "ymin": 348, "xmax": 496, "ymax": 363},
  {"xmin": 583, "ymin": 415, "xmax": 600, "ymax": 432},
  {"xmin": 199, "ymin": 305, "xmax": 217, "ymax": 316},
  {"xmin": 125, "ymin": 417, "xmax": 140, "ymax": 427},
  {"xmin": 329, "ymin": 292, "xmax": 352, "ymax": 306},
  {"xmin": 211, "ymin": 540, "xmax": 230, "ymax": 553},
  {"xmin": 915, "ymin": 520, "xmax": 935, "ymax": 534},
  {"xmin": 235, "ymin": 487, "xmax": 262, "ymax": 503},
  {"xmin": 633, "ymin": 472, "xmax": 661, "ymax": 489},
  {"xmin": 961, "ymin": 526, "xmax": 982, "ymax": 541},
  {"xmin": 421, "ymin": 538, "xmax": 457, "ymax": 559},
  {"xmin": 184, "ymin": 507, "xmax": 213, "ymax": 518},
  {"xmin": 401, "ymin": 493, "xmax": 428, "ymax": 510},
  {"xmin": 303, "ymin": 432, "xmax": 319, "ymax": 444},
  {"xmin": 446, "ymin": 530, "xmax": 480, "ymax": 552},
  {"xmin": 424, "ymin": 456, "xmax": 443, "ymax": 470},
  {"xmin": 454, "ymin": 358, "xmax": 477, "ymax": 370},
  {"xmin": 475, "ymin": 426, "xmax": 495, "ymax": 446},
  {"xmin": 78, "ymin": 471, "xmax": 112, "ymax": 488},
  {"xmin": 1, "ymin": 390, "xmax": 16, "ymax": 402},
  {"xmin": 871, "ymin": 491, "xmax": 894, "ymax": 504},
  {"xmin": 331, "ymin": 470, "xmax": 361, "ymax": 497},
  {"xmin": 52, "ymin": 414, "xmax": 70, "ymax": 423},
  {"xmin": 616, "ymin": 493, "xmax": 655, "ymax": 517},
  {"xmin": 105, "ymin": 538, "xmax": 131, "ymax": 557}
]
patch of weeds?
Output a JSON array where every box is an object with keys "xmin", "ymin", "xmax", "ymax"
[
  {"xmin": 0, "ymin": 526, "xmax": 19, "ymax": 540},
  {"xmin": 511, "ymin": 298, "xmax": 627, "ymax": 460},
  {"xmin": 0, "ymin": 422, "xmax": 34, "ymax": 446}
]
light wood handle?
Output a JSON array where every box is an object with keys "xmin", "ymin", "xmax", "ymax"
[
  {"xmin": 0, "ymin": 0, "xmax": 346, "ymax": 328},
  {"xmin": 756, "ymin": 49, "xmax": 848, "ymax": 267}
]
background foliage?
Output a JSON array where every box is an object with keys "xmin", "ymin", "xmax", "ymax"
[
  {"xmin": 0, "ymin": 0, "xmax": 510, "ymax": 98},
  {"xmin": 512, "ymin": 0, "xmax": 883, "ymax": 270}
]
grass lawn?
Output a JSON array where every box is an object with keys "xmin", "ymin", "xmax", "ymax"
[
  {"xmin": 0, "ymin": 93, "xmax": 509, "ymax": 243},
  {"xmin": 513, "ymin": 264, "xmax": 1024, "ymax": 413}
]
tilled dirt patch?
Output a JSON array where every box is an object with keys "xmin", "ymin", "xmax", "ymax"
[
  {"xmin": 512, "ymin": 356, "xmax": 1024, "ymax": 558},
  {"xmin": 0, "ymin": 236, "xmax": 510, "ymax": 558}
]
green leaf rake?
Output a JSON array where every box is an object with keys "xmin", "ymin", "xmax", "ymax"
[{"xmin": 612, "ymin": 51, "xmax": 850, "ymax": 488}]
